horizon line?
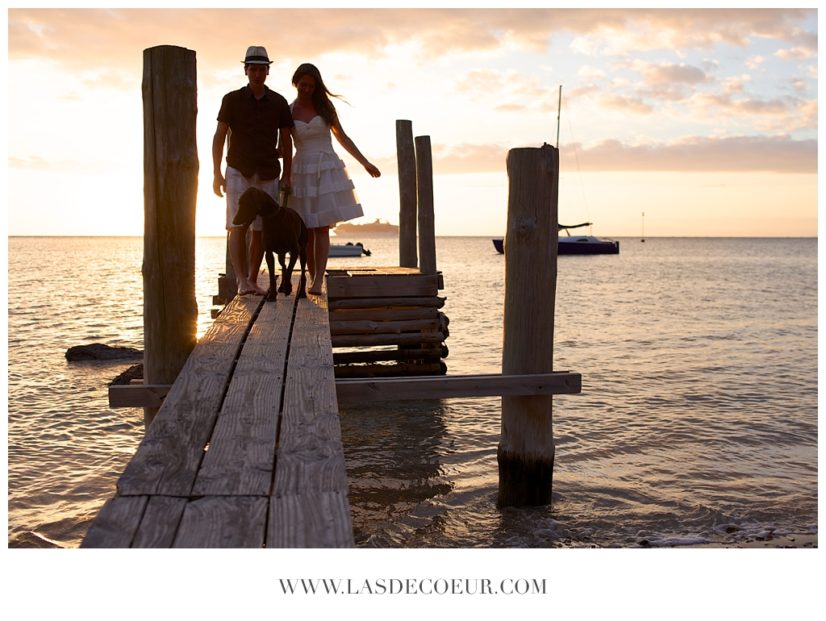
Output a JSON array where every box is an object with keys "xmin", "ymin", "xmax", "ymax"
[{"xmin": 6, "ymin": 234, "xmax": 819, "ymax": 239}]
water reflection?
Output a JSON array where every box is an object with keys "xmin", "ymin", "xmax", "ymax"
[{"xmin": 339, "ymin": 400, "xmax": 450, "ymax": 546}]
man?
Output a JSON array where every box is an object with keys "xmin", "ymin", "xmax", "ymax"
[{"xmin": 212, "ymin": 45, "xmax": 294, "ymax": 295}]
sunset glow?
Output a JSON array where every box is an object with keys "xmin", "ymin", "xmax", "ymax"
[{"xmin": 6, "ymin": 6, "xmax": 818, "ymax": 237}]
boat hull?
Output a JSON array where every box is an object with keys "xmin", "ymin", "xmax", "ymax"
[
  {"xmin": 491, "ymin": 237, "xmax": 619, "ymax": 255},
  {"xmin": 558, "ymin": 238, "xmax": 620, "ymax": 255},
  {"xmin": 330, "ymin": 242, "xmax": 371, "ymax": 257}
]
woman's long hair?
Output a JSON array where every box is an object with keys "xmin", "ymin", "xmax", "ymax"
[{"xmin": 291, "ymin": 63, "xmax": 344, "ymax": 126}]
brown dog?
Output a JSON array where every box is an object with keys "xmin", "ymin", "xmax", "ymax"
[{"xmin": 234, "ymin": 187, "xmax": 308, "ymax": 301}]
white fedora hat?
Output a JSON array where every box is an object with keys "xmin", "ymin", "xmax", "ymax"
[{"xmin": 243, "ymin": 46, "xmax": 272, "ymax": 65}]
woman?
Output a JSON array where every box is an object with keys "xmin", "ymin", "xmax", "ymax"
[{"xmin": 288, "ymin": 63, "xmax": 381, "ymax": 295}]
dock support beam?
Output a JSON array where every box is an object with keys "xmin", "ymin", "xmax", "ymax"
[
  {"xmin": 396, "ymin": 120, "xmax": 418, "ymax": 268},
  {"xmin": 498, "ymin": 144, "xmax": 559, "ymax": 507},
  {"xmin": 142, "ymin": 45, "xmax": 199, "ymax": 428},
  {"xmin": 415, "ymin": 135, "xmax": 437, "ymax": 275}
]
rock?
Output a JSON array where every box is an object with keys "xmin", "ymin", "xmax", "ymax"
[
  {"xmin": 110, "ymin": 363, "xmax": 144, "ymax": 386},
  {"xmin": 65, "ymin": 343, "xmax": 143, "ymax": 362}
]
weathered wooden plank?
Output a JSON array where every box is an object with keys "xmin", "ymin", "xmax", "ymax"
[
  {"xmin": 329, "ymin": 317, "xmax": 440, "ymax": 335},
  {"xmin": 273, "ymin": 446, "xmax": 349, "ymax": 496},
  {"xmin": 268, "ymin": 491, "xmax": 354, "ymax": 547},
  {"xmin": 192, "ymin": 296, "xmax": 293, "ymax": 496},
  {"xmin": 327, "ymin": 267, "xmax": 422, "ymax": 276},
  {"xmin": 117, "ymin": 295, "xmax": 263, "ymax": 496},
  {"xmin": 109, "ymin": 383, "xmax": 170, "ymax": 409},
  {"xmin": 276, "ymin": 295, "xmax": 345, "ymax": 450},
  {"xmin": 333, "ymin": 346, "xmax": 446, "ymax": 365},
  {"xmin": 132, "ymin": 495, "xmax": 188, "ymax": 548},
  {"xmin": 172, "ymin": 496, "xmax": 268, "ymax": 548},
  {"xmin": 327, "ymin": 273, "xmax": 440, "ymax": 299},
  {"xmin": 80, "ymin": 495, "xmax": 148, "ymax": 548},
  {"xmin": 329, "ymin": 307, "xmax": 439, "ymax": 322},
  {"xmin": 274, "ymin": 295, "xmax": 350, "ymax": 499},
  {"xmin": 335, "ymin": 361, "xmax": 446, "ymax": 379},
  {"xmin": 336, "ymin": 372, "xmax": 582, "ymax": 403},
  {"xmin": 332, "ymin": 332, "xmax": 446, "ymax": 347},
  {"xmin": 328, "ymin": 296, "xmax": 446, "ymax": 310}
]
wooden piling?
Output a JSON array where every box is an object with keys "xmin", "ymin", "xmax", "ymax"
[
  {"xmin": 396, "ymin": 120, "xmax": 418, "ymax": 268},
  {"xmin": 498, "ymin": 144, "xmax": 559, "ymax": 507},
  {"xmin": 142, "ymin": 45, "xmax": 199, "ymax": 428},
  {"xmin": 216, "ymin": 232, "xmax": 236, "ymax": 304},
  {"xmin": 415, "ymin": 135, "xmax": 437, "ymax": 275}
]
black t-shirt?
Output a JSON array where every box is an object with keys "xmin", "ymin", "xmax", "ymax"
[{"xmin": 217, "ymin": 85, "xmax": 294, "ymax": 180}]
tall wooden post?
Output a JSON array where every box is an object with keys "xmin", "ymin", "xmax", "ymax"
[
  {"xmin": 142, "ymin": 45, "xmax": 199, "ymax": 428},
  {"xmin": 415, "ymin": 135, "xmax": 437, "ymax": 275},
  {"xmin": 498, "ymin": 144, "xmax": 559, "ymax": 506},
  {"xmin": 396, "ymin": 120, "xmax": 418, "ymax": 268}
]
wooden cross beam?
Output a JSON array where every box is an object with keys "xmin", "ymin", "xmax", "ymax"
[{"xmin": 109, "ymin": 372, "xmax": 581, "ymax": 409}]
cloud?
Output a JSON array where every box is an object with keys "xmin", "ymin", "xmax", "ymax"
[
  {"xmin": 458, "ymin": 68, "xmax": 558, "ymax": 111},
  {"xmin": 578, "ymin": 65, "xmax": 607, "ymax": 80},
  {"xmin": 775, "ymin": 46, "xmax": 817, "ymax": 61},
  {"xmin": 745, "ymin": 55, "xmax": 765, "ymax": 69},
  {"xmin": 557, "ymin": 8, "xmax": 814, "ymax": 57},
  {"xmin": 374, "ymin": 135, "xmax": 815, "ymax": 175},
  {"xmin": 8, "ymin": 155, "xmax": 121, "ymax": 173},
  {"xmin": 721, "ymin": 75, "xmax": 750, "ymax": 94},
  {"xmin": 691, "ymin": 91, "xmax": 806, "ymax": 121},
  {"xmin": 563, "ymin": 135, "xmax": 816, "ymax": 173},
  {"xmin": 642, "ymin": 63, "xmax": 708, "ymax": 86},
  {"xmin": 599, "ymin": 93, "xmax": 654, "ymax": 114},
  {"xmin": 8, "ymin": 8, "xmax": 816, "ymax": 72}
]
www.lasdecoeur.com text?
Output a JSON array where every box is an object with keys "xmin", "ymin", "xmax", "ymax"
[{"xmin": 278, "ymin": 577, "xmax": 547, "ymax": 596}]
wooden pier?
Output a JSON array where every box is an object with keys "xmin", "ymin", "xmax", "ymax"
[
  {"xmin": 84, "ymin": 286, "xmax": 353, "ymax": 547},
  {"xmin": 84, "ymin": 47, "xmax": 581, "ymax": 546}
]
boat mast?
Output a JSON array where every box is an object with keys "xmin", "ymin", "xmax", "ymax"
[{"xmin": 556, "ymin": 85, "xmax": 562, "ymax": 149}]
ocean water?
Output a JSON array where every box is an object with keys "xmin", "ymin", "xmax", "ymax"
[{"xmin": 6, "ymin": 236, "xmax": 818, "ymax": 548}]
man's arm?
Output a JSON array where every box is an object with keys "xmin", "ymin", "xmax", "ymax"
[
  {"xmin": 212, "ymin": 121, "xmax": 229, "ymax": 197},
  {"xmin": 279, "ymin": 127, "xmax": 293, "ymax": 191}
]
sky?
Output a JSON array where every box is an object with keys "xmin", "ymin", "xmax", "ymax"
[{"xmin": 4, "ymin": 4, "xmax": 819, "ymax": 237}]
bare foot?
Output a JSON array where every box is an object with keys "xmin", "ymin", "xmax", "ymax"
[
  {"xmin": 246, "ymin": 278, "xmax": 267, "ymax": 295},
  {"xmin": 238, "ymin": 279, "xmax": 266, "ymax": 296}
]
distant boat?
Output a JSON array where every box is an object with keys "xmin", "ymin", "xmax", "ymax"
[
  {"xmin": 492, "ymin": 223, "xmax": 619, "ymax": 256},
  {"xmin": 641, "ymin": 211, "xmax": 646, "ymax": 242},
  {"xmin": 330, "ymin": 242, "xmax": 371, "ymax": 257},
  {"xmin": 492, "ymin": 86, "xmax": 620, "ymax": 257},
  {"xmin": 557, "ymin": 223, "xmax": 620, "ymax": 254}
]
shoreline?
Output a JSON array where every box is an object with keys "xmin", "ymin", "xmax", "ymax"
[{"xmin": 683, "ymin": 533, "xmax": 817, "ymax": 549}]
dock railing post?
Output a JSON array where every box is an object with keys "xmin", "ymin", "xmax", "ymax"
[
  {"xmin": 142, "ymin": 45, "xmax": 199, "ymax": 428},
  {"xmin": 217, "ymin": 233, "xmax": 237, "ymax": 302},
  {"xmin": 415, "ymin": 135, "xmax": 437, "ymax": 275},
  {"xmin": 396, "ymin": 120, "xmax": 418, "ymax": 268},
  {"xmin": 498, "ymin": 144, "xmax": 559, "ymax": 506}
]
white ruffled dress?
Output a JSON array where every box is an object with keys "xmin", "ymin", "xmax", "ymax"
[{"xmin": 289, "ymin": 114, "xmax": 364, "ymax": 228}]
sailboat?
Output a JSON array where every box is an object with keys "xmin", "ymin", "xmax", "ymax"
[
  {"xmin": 492, "ymin": 85, "xmax": 619, "ymax": 256},
  {"xmin": 641, "ymin": 211, "xmax": 646, "ymax": 242},
  {"xmin": 492, "ymin": 222, "xmax": 619, "ymax": 255},
  {"xmin": 329, "ymin": 241, "xmax": 371, "ymax": 257}
]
